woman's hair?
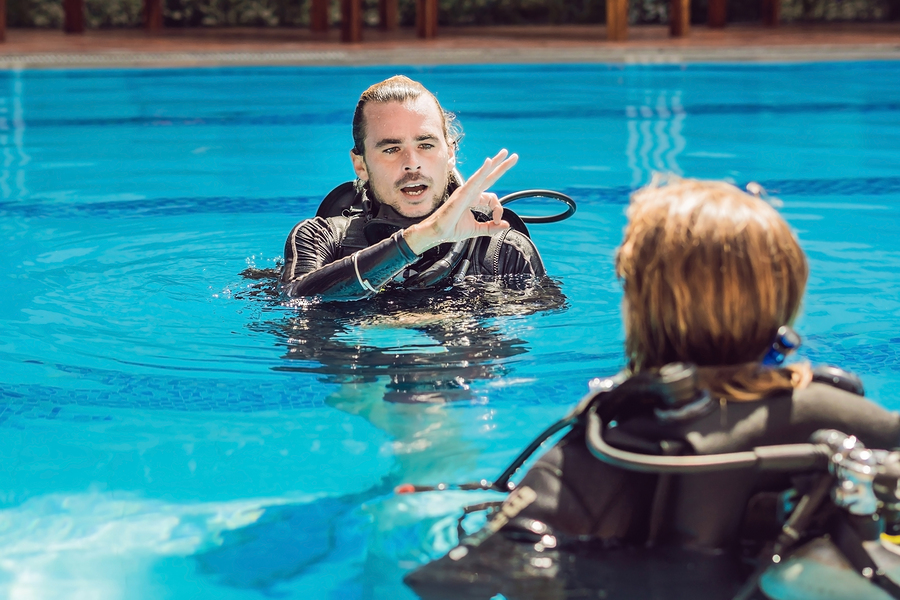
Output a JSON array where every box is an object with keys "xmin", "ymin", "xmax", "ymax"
[
  {"xmin": 351, "ymin": 75, "xmax": 462, "ymax": 156},
  {"xmin": 615, "ymin": 176, "xmax": 811, "ymax": 400}
]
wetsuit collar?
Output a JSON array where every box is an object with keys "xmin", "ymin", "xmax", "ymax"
[
  {"xmin": 362, "ymin": 180, "xmax": 460, "ymax": 245},
  {"xmin": 363, "ymin": 201, "xmax": 433, "ymax": 245}
]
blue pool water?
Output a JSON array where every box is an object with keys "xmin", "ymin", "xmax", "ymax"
[{"xmin": 1, "ymin": 61, "xmax": 900, "ymax": 598}]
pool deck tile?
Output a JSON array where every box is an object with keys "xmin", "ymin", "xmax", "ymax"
[{"xmin": 0, "ymin": 23, "xmax": 898, "ymax": 68}]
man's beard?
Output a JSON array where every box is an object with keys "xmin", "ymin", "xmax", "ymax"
[{"xmin": 366, "ymin": 174, "xmax": 452, "ymax": 220}]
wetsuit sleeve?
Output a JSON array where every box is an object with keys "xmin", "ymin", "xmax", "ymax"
[{"xmin": 279, "ymin": 217, "xmax": 419, "ymax": 301}]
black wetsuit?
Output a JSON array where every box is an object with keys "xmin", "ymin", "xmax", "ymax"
[
  {"xmin": 279, "ymin": 190, "xmax": 545, "ymax": 301},
  {"xmin": 405, "ymin": 377, "xmax": 900, "ymax": 600},
  {"xmin": 515, "ymin": 381, "xmax": 900, "ymax": 549}
]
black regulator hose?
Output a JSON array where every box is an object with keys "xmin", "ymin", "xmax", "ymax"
[
  {"xmin": 585, "ymin": 409, "xmax": 833, "ymax": 474},
  {"xmin": 490, "ymin": 417, "xmax": 578, "ymax": 490},
  {"xmin": 403, "ymin": 189, "xmax": 576, "ymax": 290},
  {"xmin": 395, "ymin": 416, "xmax": 578, "ymax": 494},
  {"xmin": 499, "ymin": 189, "xmax": 577, "ymax": 224},
  {"xmin": 403, "ymin": 240, "xmax": 469, "ymax": 289}
]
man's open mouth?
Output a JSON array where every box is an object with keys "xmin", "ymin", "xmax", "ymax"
[{"xmin": 401, "ymin": 184, "xmax": 428, "ymax": 197}]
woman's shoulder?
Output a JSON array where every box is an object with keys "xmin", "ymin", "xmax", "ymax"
[
  {"xmin": 792, "ymin": 379, "xmax": 865, "ymax": 403},
  {"xmin": 788, "ymin": 378, "xmax": 900, "ymax": 450},
  {"xmin": 661, "ymin": 370, "xmax": 897, "ymax": 453}
]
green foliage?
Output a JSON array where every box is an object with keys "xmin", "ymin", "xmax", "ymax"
[
  {"xmin": 427, "ymin": 0, "xmax": 606, "ymax": 25},
  {"xmin": 8, "ymin": 0, "xmax": 64, "ymax": 27},
  {"xmin": 5, "ymin": 0, "xmax": 896, "ymax": 28},
  {"xmin": 165, "ymin": 0, "xmax": 283, "ymax": 25},
  {"xmin": 9, "ymin": 0, "xmax": 142, "ymax": 26},
  {"xmin": 782, "ymin": 0, "xmax": 890, "ymax": 20},
  {"xmin": 87, "ymin": 0, "xmax": 143, "ymax": 26},
  {"xmin": 630, "ymin": 0, "xmax": 667, "ymax": 23}
]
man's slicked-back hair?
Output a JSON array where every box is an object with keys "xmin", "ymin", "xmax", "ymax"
[{"xmin": 351, "ymin": 75, "xmax": 462, "ymax": 156}]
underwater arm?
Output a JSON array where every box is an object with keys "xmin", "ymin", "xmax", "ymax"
[{"xmin": 279, "ymin": 218, "xmax": 419, "ymax": 301}]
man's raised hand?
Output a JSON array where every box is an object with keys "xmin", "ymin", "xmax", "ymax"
[{"xmin": 403, "ymin": 149, "xmax": 519, "ymax": 255}]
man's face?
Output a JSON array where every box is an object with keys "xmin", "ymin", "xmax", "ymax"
[{"xmin": 351, "ymin": 96, "xmax": 455, "ymax": 219}]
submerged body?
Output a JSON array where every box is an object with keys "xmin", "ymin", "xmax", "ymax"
[
  {"xmin": 279, "ymin": 186, "xmax": 545, "ymax": 300},
  {"xmin": 278, "ymin": 75, "xmax": 542, "ymax": 302}
]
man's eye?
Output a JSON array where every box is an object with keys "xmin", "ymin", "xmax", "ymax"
[
  {"xmin": 383, "ymin": 147, "xmax": 399, "ymax": 154},
  {"xmin": 419, "ymin": 144, "xmax": 434, "ymax": 150}
]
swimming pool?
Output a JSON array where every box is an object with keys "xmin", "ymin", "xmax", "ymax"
[{"xmin": 1, "ymin": 60, "xmax": 899, "ymax": 598}]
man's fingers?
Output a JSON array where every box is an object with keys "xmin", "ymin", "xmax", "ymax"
[
  {"xmin": 481, "ymin": 152, "xmax": 518, "ymax": 191},
  {"xmin": 473, "ymin": 219, "xmax": 510, "ymax": 237},
  {"xmin": 476, "ymin": 192, "xmax": 499, "ymax": 209},
  {"xmin": 469, "ymin": 149, "xmax": 514, "ymax": 189},
  {"xmin": 492, "ymin": 202, "xmax": 504, "ymax": 225},
  {"xmin": 435, "ymin": 149, "xmax": 517, "ymax": 239},
  {"xmin": 476, "ymin": 191, "xmax": 504, "ymax": 224},
  {"xmin": 466, "ymin": 156, "xmax": 499, "ymax": 189}
]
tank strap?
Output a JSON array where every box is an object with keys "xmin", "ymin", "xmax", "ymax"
[
  {"xmin": 315, "ymin": 182, "xmax": 363, "ymax": 220},
  {"xmin": 646, "ymin": 440, "xmax": 687, "ymax": 547}
]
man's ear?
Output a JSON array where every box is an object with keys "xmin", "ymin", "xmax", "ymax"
[
  {"xmin": 351, "ymin": 150, "xmax": 368, "ymax": 182},
  {"xmin": 448, "ymin": 145, "xmax": 456, "ymax": 167}
]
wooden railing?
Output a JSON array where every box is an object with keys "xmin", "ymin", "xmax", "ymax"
[{"xmin": 0, "ymin": 0, "xmax": 781, "ymax": 44}]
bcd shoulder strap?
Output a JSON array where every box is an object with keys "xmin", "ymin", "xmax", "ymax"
[{"xmin": 315, "ymin": 182, "xmax": 361, "ymax": 219}]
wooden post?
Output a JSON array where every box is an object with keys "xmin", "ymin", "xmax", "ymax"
[
  {"xmin": 379, "ymin": 0, "xmax": 398, "ymax": 30},
  {"xmin": 416, "ymin": 0, "xmax": 437, "ymax": 38},
  {"xmin": 0, "ymin": 0, "xmax": 6, "ymax": 42},
  {"xmin": 707, "ymin": 0, "xmax": 726, "ymax": 27},
  {"xmin": 669, "ymin": 0, "xmax": 689, "ymax": 36},
  {"xmin": 310, "ymin": 0, "xmax": 328, "ymax": 32},
  {"xmin": 761, "ymin": 0, "xmax": 779, "ymax": 26},
  {"xmin": 341, "ymin": 0, "xmax": 362, "ymax": 42},
  {"xmin": 63, "ymin": 0, "xmax": 84, "ymax": 33},
  {"xmin": 144, "ymin": 0, "xmax": 164, "ymax": 32},
  {"xmin": 606, "ymin": 0, "xmax": 627, "ymax": 41}
]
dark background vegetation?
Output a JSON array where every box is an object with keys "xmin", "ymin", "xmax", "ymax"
[{"xmin": 6, "ymin": 0, "xmax": 898, "ymax": 30}]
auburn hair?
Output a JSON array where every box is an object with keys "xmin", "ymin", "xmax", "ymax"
[{"xmin": 615, "ymin": 177, "xmax": 811, "ymax": 400}]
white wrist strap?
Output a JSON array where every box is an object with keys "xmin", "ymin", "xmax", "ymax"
[{"xmin": 352, "ymin": 251, "xmax": 377, "ymax": 294}]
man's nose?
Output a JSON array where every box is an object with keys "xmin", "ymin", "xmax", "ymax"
[{"xmin": 403, "ymin": 148, "xmax": 421, "ymax": 170}]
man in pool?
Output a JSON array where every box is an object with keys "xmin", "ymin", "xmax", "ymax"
[{"xmin": 279, "ymin": 75, "xmax": 546, "ymax": 301}]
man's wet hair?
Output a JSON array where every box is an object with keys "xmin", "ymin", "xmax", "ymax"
[{"xmin": 351, "ymin": 75, "xmax": 462, "ymax": 156}]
